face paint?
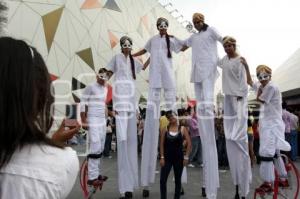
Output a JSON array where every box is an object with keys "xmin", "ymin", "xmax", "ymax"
[
  {"xmin": 98, "ymin": 72, "xmax": 108, "ymax": 81},
  {"xmin": 158, "ymin": 21, "xmax": 168, "ymax": 30},
  {"xmin": 121, "ymin": 39, "xmax": 132, "ymax": 49},
  {"xmin": 257, "ymin": 72, "xmax": 271, "ymax": 81}
]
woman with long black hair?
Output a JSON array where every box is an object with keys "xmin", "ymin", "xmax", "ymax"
[{"xmin": 0, "ymin": 37, "xmax": 79, "ymax": 198}]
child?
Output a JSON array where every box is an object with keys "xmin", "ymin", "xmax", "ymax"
[
  {"xmin": 251, "ymin": 65, "xmax": 291, "ymax": 193},
  {"xmin": 159, "ymin": 111, "xmax": 191, "ymax": 199}
]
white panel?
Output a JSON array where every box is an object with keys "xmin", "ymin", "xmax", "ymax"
[
  {"xmin": 31, "ymin": 21, "xmax": 48, "ymax": 58},
  {"xmin": 23, "ymin": 2, "xmax": 62, "ymax": 16}
]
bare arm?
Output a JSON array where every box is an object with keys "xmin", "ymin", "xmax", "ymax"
[
  {"xmin": 159, "ymin": 129, "xmax": 166, "ymax": 167},
  {"xmin": 132, "ymin": 49, "xmax": 147, "ymax": 57},
  {"xmin": 182, "ymin": 126, "xmax": 192, "ymax": 157},
  {"xmin": 143, "ymin": 58, "xmax": 150, "ymax": 70},
  {"xmin": 240, "ymin": 57, "xmax": 253, "ymax": 86}
]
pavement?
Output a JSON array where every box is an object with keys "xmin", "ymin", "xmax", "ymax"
[{"xmin": 67, "ymin": 146, "xmax": 300, "ymax": 199}]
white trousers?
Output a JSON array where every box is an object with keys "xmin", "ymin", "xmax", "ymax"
[
  {"xmin": 226, "ymin": 140, "xmax": 252, "ymax": 196},
  {"xmin": 224, "ymin": 95, "xmax": 252, "ymax": 197},
  {"xmin": 194, "ymin": 78, "xmax": 219, "ymax": 199},
  {"xmin": 115, "ymin": 111, "xmax": 139, "ymax": 194},
  {"xmin": 260, "ymin": 150, "xmax": 287, "ymax": 182},
  {"xmin": 88, "ymin": 117, "xmax": 106, "ymax": 180},
  {"xmin": 141, "ymin": 88, "xmax": 176, "ymax": 187}
]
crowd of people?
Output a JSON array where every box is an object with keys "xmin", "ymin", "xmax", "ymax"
[{"xmin": 0, "ymin": 9, "xmax": 299, "ymax": 199}]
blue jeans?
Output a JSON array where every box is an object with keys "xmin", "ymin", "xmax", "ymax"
[
  {"xmin": 286, "ymin": 131, "xmax": 298, "ymax": 161},
  {"xmin": 189, "ymin": 136, "xmax": 202, "ymax": 164}
]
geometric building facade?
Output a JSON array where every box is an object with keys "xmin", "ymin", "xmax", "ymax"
[{"xmin": 5, "ymin": 0, "xmax": 193, "ymax": 126}]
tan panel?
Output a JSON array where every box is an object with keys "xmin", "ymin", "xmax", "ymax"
[
  {"xmin": 76, "ymin": 48, "xmax": 95, "ymax": 71},
  {"xmin": 108, "ymin": 30, "xmax": 118, "ymax": 49},
  {"xmin": 81, "ymin": 0, "xmax": 102, "ymax": 9},
  {"xmin": 42, "ymin": 7, "xmax": 64, "ymax": 51}
]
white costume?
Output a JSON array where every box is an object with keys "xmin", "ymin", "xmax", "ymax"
[
  {"xmin": 81, "ymin": 82, "xmax": 107, "ymax": 180},
  {"xmin": 219, "ymin": 56, "xmax": 252, "ymax": 197},
  {"xmin": 0, "ymin": 144, "xmax": 79, "ymax": 199},
  {"xmin": 141, "ymin": 34, "xmax": 182, "ymax": 187},
  {"xmin": 107, "ymin": 53, "xmax": 143, "ymax": 194},
  {"xmin": 184, "ymin": 27, "xmax": 222, "ymax": 198},
  {"xmin": 253, "ymin": 82, "xmax": 291, "ymax": 182}
]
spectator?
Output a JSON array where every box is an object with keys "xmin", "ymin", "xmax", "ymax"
[
  {"xmin": 0, "ymin": 37, "xmax": 79, "ymax": 199},
  {"xmin": 289, "ymin": 110, "xmax": 299, "ymax": 161}
]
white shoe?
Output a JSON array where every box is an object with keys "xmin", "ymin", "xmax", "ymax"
[{"xmin": 187, "ymin": 163, "xmax": 195, "ymax": 168}]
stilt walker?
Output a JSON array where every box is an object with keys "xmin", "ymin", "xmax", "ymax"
[
  {"xmin": 132, "ymin": 17, "xmax": 183, "ymax": 197},
  {"xmin": 106, "ymin": 36, "xmax": 143, "ymax": 199},
  {"xmin": 219, "ymin": 36, "xmax": 252, "ymax": 199},
  {"xmin": 80, "ymin": 68, "xmax": 110, "ymax": 188},
  {"xmin": 252, "ymin": 65, "xmax": 291, "ymax": 193},
  {"xmin": 181, "ymin": 13, "xmax": 222, "ymax": 199}
]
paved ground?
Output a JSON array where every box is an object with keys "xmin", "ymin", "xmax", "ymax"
[{"xmin": 67, "ymin": 147, "xmax": 300, "ymax": 199}]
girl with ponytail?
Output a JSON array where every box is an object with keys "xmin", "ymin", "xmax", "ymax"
[
  {"xmin": 106, "ymin": 36, "xmax": 144, "ymax": 199},
  {"xmin": 132, "ymin": 17, "xmax": 184, "ymax": 197}
]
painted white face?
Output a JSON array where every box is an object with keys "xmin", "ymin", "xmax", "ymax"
[
  {"xmin": 121, "ymin": 40, "xmax": 132, "ymax": 49},
  {"xmin": 158, "ymin": 21, "xmax": 168, "ymax": 30},
  {"xmin": 257, "ymin": 72, "xmax": 271, "ymax": 81},
  {"xmin": 98, "ymin": 72, "xmax": 108, "ymax": 81}
]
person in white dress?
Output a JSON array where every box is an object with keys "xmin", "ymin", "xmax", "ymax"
[
  {"xmin": 132, "ymin": 17, "xmax": 183, "ymax": 197},
  {"xmin": 80, "ymin": 68, "xmax": 111, "ymax": 187},
  {"xmin": 106, "ymin": 36, "xmax": 144, "ymax": 199},
  {"xmin": 218, "ymin": 36, "xmax": 252, "ymax": 199},
  {"xmin": 0, "ymin": 37, "xmax": 79, "ymax": 199},
  {"xmin": 180, "ymin": 13, "xmax": 223, "ymax": 199},
  {"xmin": 251, "ymin": 65, "xmax": 291, "ymax": 193}
]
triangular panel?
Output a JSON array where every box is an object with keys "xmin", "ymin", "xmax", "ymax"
[
  {"xmin": 72, "ymin": 77, "xmax": 86, "ymax": 91},
  {"xmin": 81, "ymin": 0, "xmax": 102, "ymax": 9},
  {"xmin": 103, "ymin": 0, "xmax": 121, "ymax": 12},
  {"xmin": 42, "ymin": 7, "xmax": 64, "ymax": 51},
  {"xmin": 76, "ymin": 48, "xmax": 95, "ymax": 71}
]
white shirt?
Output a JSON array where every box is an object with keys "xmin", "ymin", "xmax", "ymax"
[
  {"xmin": 253, "ymin": 82, "xmax": 283, "ymax": 122},
  {"xmin": 0, "ymin": 144, "xmax": 79, "ymax": 199},
  {"xmin": 107, "ymin": 53, "xmax": 143, "ymax": 112},
  {"xmin": 252, "ymin": 81, "xmax": 291, "ymax": 151},
  {"xmin": 218, "ymin": 55, "xmax": 248, "ymax": 97},
  {"xmin": 184, "ymin": 27, "xmax": 222, "ymax": 83},
  {"xmin": 80, "ymin": 82, "xmax": 107, "ymax": 118},
  {"xmin": 144, "ymin": 34, "xmax": 183, "ymax": 89}
]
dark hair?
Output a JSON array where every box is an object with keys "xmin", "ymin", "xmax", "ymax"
[
  {"xmin": 0, "ymin": 37, "xmax": 63, "ymax": 169},
  {"xmin": 282, "ymin": 101, "xmax": 287, "ymax": 109},
  {"xmin": 165, "ymin": 33, "xmax": 172, "ymax": 58},
  {"xmin": 129, "ymin": 54, "xmax": 136, "ymax": 79},
  {"xmin": 98, "ymin": 67, "xmax": 107, "ymax": 74}
]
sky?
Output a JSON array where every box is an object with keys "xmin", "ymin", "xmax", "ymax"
[{"xmin": 158, "ymin": 0, "xmax": 300, "ymax": 73}]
